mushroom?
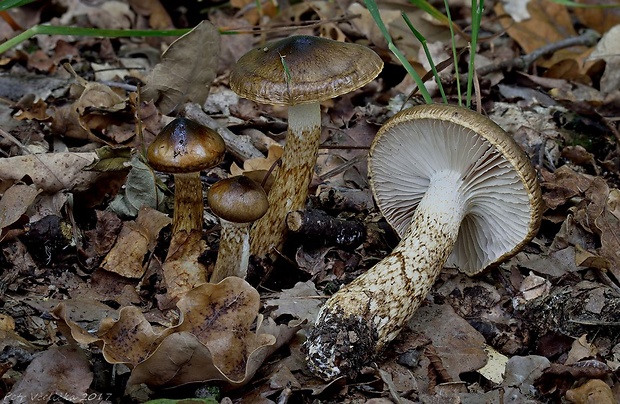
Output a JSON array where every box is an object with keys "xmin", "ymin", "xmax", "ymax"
[
  {"xmin": 229, "ymin": 35, "xmax": 383, "ymax": 258},
  {"xmin": 147, "ymin": 117, "xmax": 226, "ymax": 235},
  {"xmin": 207, "ymin": 175, "xmax": 269, "ymax": 283},
  {"xmin": 306, "ymin": 104, "xmax": 543, "ymax": 380}
]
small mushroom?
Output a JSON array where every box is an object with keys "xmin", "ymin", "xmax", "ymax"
[
  {"xmin": 306, "ymin": 104, "xmax": 544, "ymax": 380},
  {"xmin": 207, "ymin": 175, "xmax": 269, "ymax": 283},
  {"xmin": 147, "ymin": 117, "xmax": 226, "ymax": 235},
  {"xmin": 229, "ymin": 35, "xmax": 383, "ymax": 258}
]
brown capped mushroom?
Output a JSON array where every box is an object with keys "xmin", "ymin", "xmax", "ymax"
[
  {"xmin": 306, "ymin": 104, "xmax": 544, "ymax": 380},
  {"xmin": 207, "ymin": 175, "xmax": 269, "ymax": 283},
  {"xmin": 147, "ymin": 117, "xmax": 226, "ymax": 235},
  {"xmin": 229, "ymin": 35, "xmax": 383, "ymax": 259}
]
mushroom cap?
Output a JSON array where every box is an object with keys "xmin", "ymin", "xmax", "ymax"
[
  {"xmin": 369, "ymin": 104, "xmax": 543, "ymax": 276},
  {"xmin": 207, "ymin": 175, "xmax": 269, "ymax": 223},
  {"xmin": 229, "ymin": 35, "xmax": 383, "ymax": 106},
  {"xmin": 147, "ymin": 117, "xmax": 226, "ymax": 174}
]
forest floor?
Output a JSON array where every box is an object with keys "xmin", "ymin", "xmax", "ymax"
[{"xmin": 1, "ymin": 0, "xmax": 620, "ymax": 403}]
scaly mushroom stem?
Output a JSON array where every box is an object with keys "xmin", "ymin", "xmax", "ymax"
[
  {"xmin": 306, "ymin": 171, "xmax": 467, "ymax": 380},
  {"xmin": 250, "ymin": 102, "xmax": 321, "ymax": 258},
  {"xmin": 211, "ymin": 220, "xmax": 251, "ymax": 283},
  {"xmin": 171, "ymin": 172, "xmax": 204, "ymax": 235}
]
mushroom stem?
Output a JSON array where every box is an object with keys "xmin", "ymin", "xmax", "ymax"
[
  {"xmin": 306, "ymin": 170, "xmax": 467, "ymax": 380},
  {"xmin": 171, "ymin": 172, "xmax": 204, "ymax": 235},
  {"xmin": 211, "ymin": 220, "xmax": 251, "ymax": 283},
  {"xmin": 250, "ymin": 102, "xmax": 321, "ymax": 257}
]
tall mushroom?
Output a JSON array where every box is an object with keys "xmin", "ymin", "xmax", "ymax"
[
  {"xmin": 306, "ymin": 104, "xmax": 544, "ymax": 380},
  {"xmin": 207, "ymin": 175, "xmax": 269, "ymax": 283},
  {"xmin": 229, "ymin": 35, "xmax": 383, "ymax": 258},
  {"xmin": 147, "ymin": 117, "xmax": 226, "ymax": 235}
]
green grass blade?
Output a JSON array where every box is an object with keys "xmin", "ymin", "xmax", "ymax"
[
  {"xmin": 364, "ymin": 0, "xmax": 432, "ymax": 104},
  {"xmin": 466, "ymin": 0, "xmax": 483, "ymax": 107},
  {"xmin": 401, "ymin": 12, "xmax": 447, "ymax": 104},
  {"xmin": 549, "ymin": 0, "xmax": 620, "ymax": 7},
  {"xmin": 444, "ymin": 0, "xmax": 462, "ymax": 106},
  {"xmin": 0, "ymin": 0, "xmax": 37, "ymax": 12},
  {"xmin": 0, "ymin": 24, "xmax": 191, "ymax": 54}
]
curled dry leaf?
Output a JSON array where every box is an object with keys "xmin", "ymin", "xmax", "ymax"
[
  {"xmin": 0, "ymin": 152, "xmax": 100, "ymax": 193},
  {"xmin": 129, "ymin": 278, "xmax": 301, "ymax": 388},
  {"xmin": 230, "ymin": 143, "xmax": 283, "ymax": 175},
  {"xmin": 51, "ymin": 79, "xmax": 129, "ymax": 143},
  {"xmin": 102, "ymin": 207, "xmax": 172, "ymax": 279},
  {"xmin": 0, "ymin": 183, "xmax": 41, "ymax": 231},
  {"xmin": 142, "ymin": 20, "xmax": 220, "ymax": 115},
  {"xmin": 97, "ymin": 306, "xmax": 172, "ymax": 365}
]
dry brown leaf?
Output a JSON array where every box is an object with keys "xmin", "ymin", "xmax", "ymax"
[
  {"xmin": 128, "ymin": 278, "xmax": 301, "ymax": 388},
  {"xmin": 495, "ymin": 0, "xmax": 581, "ymax": 68},
  {"xmin": 13, "ymin": 98, "xmax": 50, "ymax": 121},
  {"xmin": 98, "ymin": 306, "xmax": 171, "ymax": 365},
  {"xmin": 0, "ymin": 152, "xmax": 100, "ymax": 193},
  {"xmin": 101, "ymin": 207, "xmax": 171, "ymax": 278},
  {"xmin": 231, "ymin": 144, "xmax": 283, "ymax": 175},
  {"xmin": 7, "ymin": 345, "xmax": 93, "ymax": 403},
  {"xmin": 588, "ymin": 25, "xmax": 620, "ymax": 95},
  {"xmin": 264, "ymin": 280, "xmax": 322, "ymax": 325},
  {"xmin": 162, "ymin": 230, "xmax": 209, "ymax": 302},
  {"xmin": 407, "ymin": 303, "xmax": 488, "ymax": 381},
  {"xmin": 52, "ymin": 299, "xmax": 119, "ymax": 345},
  {"xmin": 573, "ymin": 0, "xmax": 620, "ymax": 34},
  {"xmin": 127, "ymin": 0, "xmax": 173, "ymax": 29},
  {"xmin": 142, "ymin": 20, "xmax": 220, "ymax": 115},
  {"xmin": 131, "ymin": 278, "xmax": 270, "ymax": 387},
  {"xmin": 565, "ymin": 335, "xmax": 597, "ymax": 366},
  {"xmin": 565, "ymin": 378, "xmax": 615, "ymax": 404},
  {"xmin": 587, "ymin": 182, "xmax": 620, "ymax": 281},
  {"xmin": 540, "ymin": 166, "xmax": 594, "ymax": 210},
  {"xmin": 0, "ymin": 183, "xmax": 40, "ymax": 230},
  {"xmin": 50, "ymin": 79, "xmax": 129, "ymax": 143}
]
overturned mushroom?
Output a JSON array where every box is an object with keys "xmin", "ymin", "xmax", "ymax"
[
  {"xmin": 306, "ymin": 104, "xmax": 543, "ymax": 380},
  {"xmin": 147, "ymin": 117, "xmax": 226, "ymax": 235},
  {"xmin": 229, "ymin": 35, "xmax": 383, "ymax": 259},
  {"xmin": 208, "ymin": 175, "xmax": 269, "ymax": 283}
]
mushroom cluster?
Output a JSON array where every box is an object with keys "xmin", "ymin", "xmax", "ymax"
[
  {"xmin": 306, "ymin": 104, "xmax": 544, "ymax": 380},
  {"xmin": 230, "ymin": 35, "xmax": 383, "ymax": 258}
]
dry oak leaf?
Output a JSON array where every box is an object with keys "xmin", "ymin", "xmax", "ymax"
[
  {"xmin": 0, "ymin": 152, "xmax": 99, "ymax": 193},
  {"xmin": 142, "ymin": 20, "xmax": 220, "ymax": 115},
  {"xmin": 128, "ymin": 278, "xmax": 286, "ymax": 388},
  {"xmin": 495, "ymin": 0, "xmax": 585, "ymax": 69},
  {"xmin": 230, "ymin": 143, "xmax": 283, "ymax": 175},
  {"xmin": 101, "ymin": 206, "xmax": 172, "ymax": 278}
]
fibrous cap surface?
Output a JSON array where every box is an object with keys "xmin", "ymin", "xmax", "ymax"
[{"xmin": 230, "ymin": 35, "xmax": 383, "ymax": 106}]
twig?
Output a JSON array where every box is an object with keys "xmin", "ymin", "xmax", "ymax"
[
  {"xmin": 476, "ymin": 30, "xmax": 600, "ymax": 77},
  {"xmin": 182, "ymin": 103, "xmax": 264, "ymax": 162},
  {"xmin": 286, "ymin": 209, "xmax": 366, "ymax": 248}
]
